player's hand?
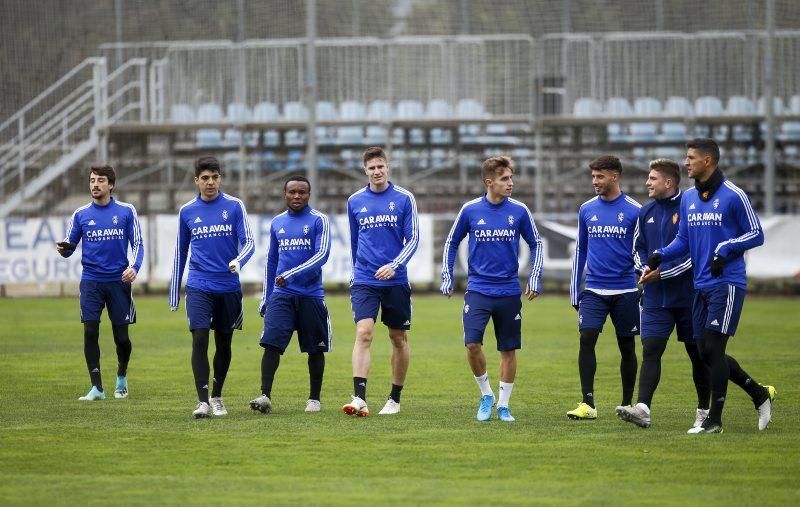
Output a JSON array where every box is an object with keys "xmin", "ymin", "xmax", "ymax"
[
  {"xmin": 275, "ymin": 275, "xmax": 286, "ymax": 287},
  {"xmin": 638, "ymin": 266, "xmax": 661, "ymax": 285},
  {"xmin": 525, "ymin": 288, "xmax": 539, "ymax": 301},
  {"xmin": 56, "ymin": 241, "xmax": 76, "ymax": 258},
  {"xmin": 121, "ymin": 267, "xmax": 137, "ymax": 283},
  {"xmin": 229, "ymin": 260, "xmax": 240, "ymax": 274},
  {"xmin": 710, "ymin": 255, "xmax": 724, "ymax": 277},
  {"xmin": 374, "ymin": 264, "xmax": 396, "ymax": 281},
  {"xmin": 440, "ymin": 279, "xmax": 453, "ymax": 297},
  {"xmin": 258, "ymin": 303, "xmax": 267, "ymax": 318},
  {"xmin": 647, "ymin": 252, "xmax": 663, "ymax": 270}
]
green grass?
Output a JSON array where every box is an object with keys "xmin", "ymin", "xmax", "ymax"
[{"xmin": 1, "ymin": 295, "xmax": 798, "ymax": 505}]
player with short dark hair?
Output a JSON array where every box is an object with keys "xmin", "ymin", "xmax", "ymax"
[
  {"xmin": 441, "ymin": 156, "xmax": 543, "ymax": 422},
  {"xmin": 647, "ymin": 138, "xmax": 775, "ymax": 434},
  {"xmin": 58, "ymin": 163, "xmax": 144, "ymax": 401},
  {"xmin": 341, "ymin": 147, "xmax": 419, "ymax": 417},
  {"xmin": 169, "ymin": 156, "xmax": 255, "ymax": 418},
  {"xmin": 249, "ymin": 175, "xmax": 332, "ymax": 415},
  {"xmin": 615, "ymin": 159, "xmax": 710, "ymax": 429},
  {"xmin": 568, "ymin": 155, "xmax": 641, "ymax": 420}
]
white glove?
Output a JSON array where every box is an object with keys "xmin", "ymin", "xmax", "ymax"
[{"xmin": 229, "ymin": 260, "xmax": 240, "ymax": 274}]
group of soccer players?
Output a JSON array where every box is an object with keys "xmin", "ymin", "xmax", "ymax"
[{"xmin": 59, "ymin": 137, "xmax": 774, "ymax": 433}]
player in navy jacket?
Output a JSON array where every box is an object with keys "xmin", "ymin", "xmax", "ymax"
[
  {"xmin": 568, "ymin": 155, "xmax": 641, "ymax": 421},
  {"xmin": 441, "ymin": 155, "xmax": 543, "ymax": 422},
  {"xmin": 342, "ymin": 147, "xmax": 419, "ymax": 417},
  {"xmin": 648, "ymin": 138, "xmax": 775, "ymax": 433},
  {"xmin": 58, "ymin": 163, "xmax": 143, "ymax": 401},
  {"xmin": 169, "ymin": 156, "xmax": 255, "ymax": 418},
  {"xmin": 615, "ymin": 159, "xmax": 710, "ymax": 429},
  {"xmin": 249, "ymin": 176, "xmax": 332, "ymax": 415}
]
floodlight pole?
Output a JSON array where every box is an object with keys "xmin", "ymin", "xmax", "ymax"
[
  {"xmin": 764, "ymin": 0, "xmax": 776, "ymax": 216},
  {"xmin": 305, "ymin": 0, "xmax": 318, "ymax": 206}
]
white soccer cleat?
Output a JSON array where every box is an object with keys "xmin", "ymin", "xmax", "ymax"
[
  {"xmin": 757, "ymin": 385, "xmax": 776, "ymax": 431},
  {"xmin": 209, "ymin": 397, "xmax": 228, "ymax": 416},
  {"xmin": 249, "ymin": 394, "xmax": 273, "ymax": 414},
  {"xmin": 615, "ymin": 403, "xmax": 651, "ymax": 428},
  {"xmin": 693, "ymin": 408, "xmax": 709, "ymax": 429},
  {"xmin": 79, "ymin": 386, "xmax": 105, "ymax": 401},
  {"xmin": 305, "ymin": 399, "xmax": 321, "ymax": 413},
  {"xmin": 193, "ymin": 401, "xmax": 212, "ymax": 419},
  {"xmin": 378, "ymin": 399, "xmax": 400, "ymax": 415},
  {"xmin": 114, "ymin": 376, "xmax": 128, "ymax": 399},
  {"xmin": 342, "ymin": 396, "xmax": 369, "ymax": 417}
]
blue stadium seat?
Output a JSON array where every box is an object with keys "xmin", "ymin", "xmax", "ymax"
[
  {"xmin": 726, "ymin": 96, "xmax": 756, "ymax": 142},
  {"xmin": 366, "ymin": 100, "xmax": 392, "ymax": 145},
  {"xmin": 253, "ymin": 102, "xmax": 280, "ymax": 146},
  {"xmin": 660, "ymin": 96, "xmax": 693, "ymax": 142},
  {"xmin": 605, "ymin": 97, "xmax": 633, "ymax": 142},
  {"xmin": 573, "ymin": 97, "xmax": 602, "ymax": 117},
  {"xmin": 781, "ymin": 95, "xmax": 800, "ymax": 142},
  {"xmin": 225, "ymin": 103, "xmax": 256, "ymax": 147},
  {"xmin": 694, "ymin": 96, "xmax": 726, "ymax": 138},
  {"xmin": 456, "ymin": 99, "xmax": 487, "ymax": 143},
  {"xmin": 630, "ymin": 97, "xmax": 662, "ymax": 142},
  {"xmin": 757, "ymin": 97, "xmax": 787, "ymax": 138},
  {"xmin": 283, "ymin": 101, "xmax": 308, "ymax": 146},
  {"xmin": 396, "ymin": 100, "xmax": 425, "ymax": 144},
  {"xmin": 170, "ymin": 104, "xmax": 195, "ymax": 123},
  {"xmin": 196, "ymin": 103, "xmax": 224, "ymax": 148},
  {"xmin": 315, "ymin": 101, "xmax": 339, "ymax": 146},
  {"xmin": 426, "ymin": 100, "xmax": 453, "ymax": 144},
  {"xmin": 338, "ymin": 100, "xmax": 367, "ymax": 145}
]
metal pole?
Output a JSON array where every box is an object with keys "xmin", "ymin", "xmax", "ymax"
[
  {"xmin": 115, "ymin": 0, "xmax": 123, "ymax": 69},
  {"xmin": 655, "ymin": 0, "xmax": 664, "ymax": 31},
  {"xmin": 305, "ymin": 0, "xmax": 318, "ymax": 206},
  {"xmin": 237, "ymin": 0, "xmax": 245, "ymax": 41},
  {"xmin": 764, "ymin": 0, "xmax": 776, "ymax": 216}
]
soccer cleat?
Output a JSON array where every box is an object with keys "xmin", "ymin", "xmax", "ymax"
[
  {"xmin": 192, "ymin": 401, "xmax": 211, "ymax": 419},
  {"xmin": 567, "ymin": 402, "xmax": 597, "ymax": 420},
  {"xmin": 378, "ymin": 399, "xmax": 400, "ymax": 415},
  {"xmin": 79, "ymin": 386, "xmax": 105, "ymax": 401},
  {"xmin": 615, "ymin": 404, "xmax": 651, "ymax": 428},
  {"xmin": 757, "ymin": 385, "xmax": 776, "ymax": 431},
  {"xmin": 249, "ymin": 394, "xmax": 273, "ymax": 414},
  {"xmin": 114, "ymin": 376, "xmax": 128, "ymax": 399},
  {"xmin": 687, "ymin": 419, "xmax": 723, "ymax": 434},
  {"xmin": 497, "ymin": 406, "xmax": 515, "ymax": 422},
  {"xmin": 693, "ymin": 408, "xmax": 709, "ymax": 429},
  {"xmin": 305, "ymin": 399, "xmax": 321, "ymax": 413},
  {"xmin": 342, "ymin": 396, "xmax": 369, "ymax": 417},
  {"xmin": 477, "ymin": 394, "xmax": 494, "ymax": 421},
  {"xmin": 209, "ymin": 397, "xmax": 227, "ymax": 416}
]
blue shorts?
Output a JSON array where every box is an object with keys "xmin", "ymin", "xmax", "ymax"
[
  {"xmin": 260, "ymin": 294, "xmax": 332, "ymax": 354},
  {"xmin": 692, "ymin": 284, "xmax": 746, "ymax": 338},
  {"xmin": 79, "ymin": 280, "xmax": 136, "ymax": 325},
  {"xmin": 185, "ymin": 287, "xmax": 243, "ymax": 331},
  {"xmin": 462, "ymin": 291, "xmax": 522, "ymax": 351},
  {"xmin": 350, "ymin": 284, "xmax": 412, "ymax": 330},
  {"xmin": 578, "ymin": 290, "xmax": 640, "ymax": 336},
  {"xmin": 640, "ymin": 306, "xmax": 694, "ymax": 343}
]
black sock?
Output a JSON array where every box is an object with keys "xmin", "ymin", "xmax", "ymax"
[
  {"xmin": 578, "ymin": 329, "xmax": 599, "ymax": 408},
  {"xmin": 112, "ymin": 324, "xmax": 132, "ymax": 377},
  {"xmin": 84, "ymin": 321, "xmax": 102, "ymax": 391},
  {"xmin": 685, "ymin": 341, "xmax": 710, "ymax": 410},
  {"xmin": 354, "ymin": 377, "xmax": 367, "ymax": 401},
  {"xmin": 697, "ymin": 330, "xmax": 729, "ymax": 425},
  {"xmin": 389, "ymin": 384, "xmax": 403, "ymax": 403},
  {"xmin": 261, "ymin": 345, "xmax": 282, "ymax": 398},
  {"xmin": 726, "ymin": 354, "xmax": 769, "ymax": 408},
  {"xmin": 638, "ymin": 337, "xmax": 668, "ymax": 407},
  {"xmin": 191, "ymin": 329, "xmax": 210, "ymax": 403},
  {"xmin": 211, "ymin": 330, "xmax": 233, "ymax": 398},
  {"xmin": 617, "ymin": 335, "xmax": 637, "ymax": 406},
  {"xmin": 307, "ymin": 352, "xmax": 325, "ymax": 401}
]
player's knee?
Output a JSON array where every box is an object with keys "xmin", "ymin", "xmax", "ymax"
[
  {"xmin": 616, "ymin": 334, "xmax": 636, "ymax": 354},
  {"xmin": 191, "ymin": 328, "xmax": 210, "ymax": 348},
  {"xmin": 83, "ymin": 321, "xmax": 100, "ymax": 341},
  {"xmin": 388, "ymin": 330, "xmax": 407, "ymax": 348},
  {"xmin": 355, "ymin": 325, "xmax": 374, "ymax": 344},
  {"xmin": 579, "ymin": 329, "xmax": 599, "ymax": 347},
  {"xmin": 465, "ymin": 342, "xmax": 483, "ymax": 356},
  {"xmin": 112, "ymin": 324, "xmax": 130, "ymax": 345},
  {"xmin": 642, "ymin": 337, "xmax": 667, "ymax": 361}
]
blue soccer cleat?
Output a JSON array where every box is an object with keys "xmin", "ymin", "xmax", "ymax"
[
  {"xmin": 114, "ymin": 376, "xmax": 128, "ymax": 399},
  {"xmin": 497, "ymin": 406, "xmax": 515, "ymax": 422},
  {"xmin": 477, "ymin": 394, "xmax": 494, "ymax": 421},
  {"xmin": 79, "ymin": 386, "xmax": 106, "ymax": 401}
]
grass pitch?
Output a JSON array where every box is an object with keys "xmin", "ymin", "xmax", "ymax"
[{"xmin": 0, "ymin": 294, "xmax": 798, "ymax": 505}]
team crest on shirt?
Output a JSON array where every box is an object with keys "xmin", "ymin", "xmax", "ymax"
[
  {"xmin": 389, "ymin": 201, "xmax": 395, "ymax": 211},
  {"xmin": 618, "ymin": 212, "xmax": 625, "ymax": 223},
  {"xmin": 463, "ymin": 304, "xmax": 470, "ymax": 314},
  {"xmin": 222, "ymin": 209, "xmax": 229, "ymax": 220},
  {"xmin": 303, "ymin": 224, "xmax": 310, "ymax": 235},
  {"xmin": 508, "ymin": 215, "xmax": 514, "ymax": 225},
  {"xmin": 672, "ymin": 213, "xmax": 678, "ymax": 224},
  {"xmin": 112, "ymin": 215, "xmax": 118, "ymax": 225},
  {"xmin": 713, "ymin": 198, "xmax": 720, "ymax": 209}
]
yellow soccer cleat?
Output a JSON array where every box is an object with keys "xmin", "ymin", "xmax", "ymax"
[{"xmin": 567, "ymin": 402, "xmax": 597, "ymax": 420}]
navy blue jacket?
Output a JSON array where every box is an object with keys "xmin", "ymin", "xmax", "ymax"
[{"xmin": 633, "ymin": 189, "xmax": 693, "ymax": 309}]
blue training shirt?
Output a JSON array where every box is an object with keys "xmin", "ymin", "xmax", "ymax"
[
  {"xmin": 63, "ymin": 197, "xmax": 144, "ymax": 282},
  {"xmin": 570, "ymin": 193, "xmax": 641, "ymax": 306},
  {"xmin": 259, "ymin": 205, "xmax": 330, "ymax": 312},
  {"xmin": 659, "ymin": 179, "xmax": 763, "ymax": 289},
  {"xmin": 632, "ymin": 189, "xmax": 693, "ymax": 309},
  {"xmin": 347, "ymin": 182, "xmax": 419, "ymax": 286},
  {"xmin": 169, "ymin": 191, "xmax": 255, "ymax": 308},
  {"xmin": 441, "ymin": 195, "xmax": 543, "ymax": 297}
]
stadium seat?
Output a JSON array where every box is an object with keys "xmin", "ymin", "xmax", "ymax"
[
  {"xmin": 605, "ymin": 97, "xmax": 633, "ymax": 142},
  {"xmin": 283, "ymin": 101, "xmax": 308, "ymax": 146},
  {"xmin": 757, "ymin": 96, "xmax": 786, "ymax": 116},
  {"xmin": 253, "ymin": 102, "xmax": 280, "ymax": 146},
  {"xmin": 660, "ymin": 96, "xmax": 693, "ymax": 142},
  {"xmin": 789, "ymin": 95, "xmax": 800, "ymax": 115},
  {"xmin": 396, "ymin": 100, "xmax": 425, "ymax": 144},
  {"xmin": 630, "ymin": 97, "xmax": 662, "ymax": 142},
  {"xmin": 366, "ymin": 100, "xmax": 393, "ymax": 145},
  {"xmin": 196, "ymin": 103, "xmax": 224, "ymax": 148},
  {"xmin": 426, "ymin": 100, "xmax": 453, "ymax": 144},
  {"xmin": 694, "ymin": 96, "xmax": 726, "ymax": 138},
  {"xmin": 726, "ymin": 96, "xmax": 756, "ymax": 142},
  {"xmin": 573, "ymin": 97, "xmax": 602, "ymax": 117},
  {"xmin": 338, "ymin": 100, "xmax": 367, "ymax": 145},
  {"xmin": 169, "ymin": 104, "xmax": 195, "ymax": 123},
  {"xmin": 315, "ymin": 101, "xmax": 339, "ymax": 146},
  {"xmin": 224, "ymin": 103, "xmax": 256, "ymax": 147},
  {"xmin": 456, "ymin": 99, "xmax": 487, "ymax": 143}
]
